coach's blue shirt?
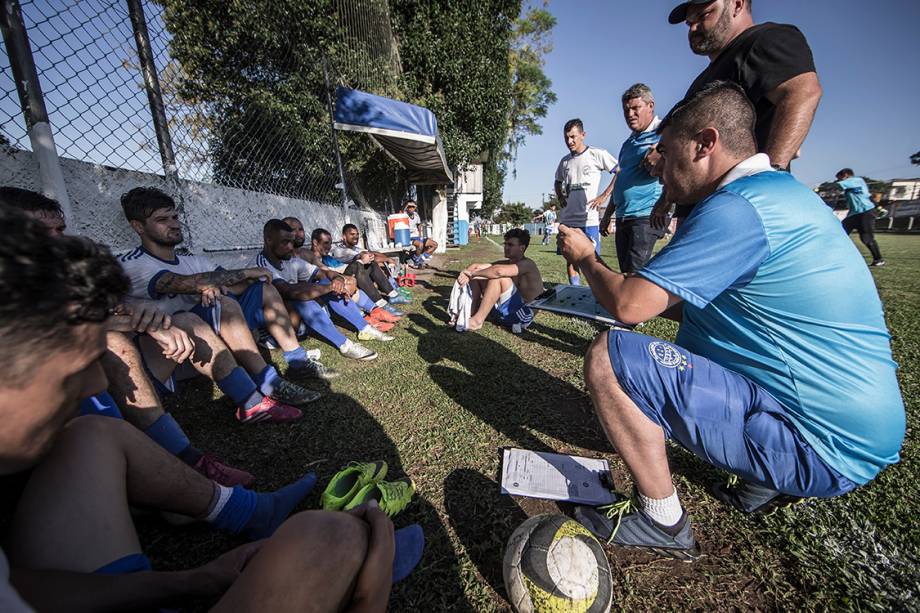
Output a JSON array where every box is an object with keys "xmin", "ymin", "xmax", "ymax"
[
  {"xmin": 836, "ymin": 176, "xmax": 876, "ymax": 217},
  {"xmin": 639, "ymin": 155, "xmax": 904, "ymax": 484},
  {"xmin": 613, "ymin": 117, "xmax": 663, "ymax": 219}
]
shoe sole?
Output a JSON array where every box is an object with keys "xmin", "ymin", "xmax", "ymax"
[
  {"xmin": 710, "ymin": 483, "xmax": 805, "ymax": 515},
  {"xmin": 614, "ymin": 542, "xmax": 703, "ymax": 562}
]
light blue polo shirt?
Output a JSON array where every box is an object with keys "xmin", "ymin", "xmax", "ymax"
[
  {"xmin": 639, "ymin": 159, "xmax": 904, "ymax": 484},
  {"xmin": 613, "ymin": 117, "xmax": 664, "ymax": 219},
  {"xmin": 836, "ymin": 176, "xmax": 876, "ymax": 217}
]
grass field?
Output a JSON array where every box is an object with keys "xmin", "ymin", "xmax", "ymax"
[{"xmin": 138, "ymin": 233, "xmax": 918, "ymax": 611}]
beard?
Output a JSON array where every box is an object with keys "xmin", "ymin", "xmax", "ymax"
[
  {"xmin": 150, "ymin": 232, "xmax": 183, "ymax": 247},
  {"xmin": 292, "ymin": 237, "xmax": 304, "ymax": 248},
  {"xmin": 689, "ymin": 5, "xmax": 732, "ymax": 55}
]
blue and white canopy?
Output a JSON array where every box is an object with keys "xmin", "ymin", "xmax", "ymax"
[{"xmin": 333, "ymin": 86, "xmax": 453, "ymax": 185}]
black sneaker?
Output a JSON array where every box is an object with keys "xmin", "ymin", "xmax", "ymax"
[
  {"xmin": 710, "ymin": 475, "xmax": 805, "ymax": 515},
  {"xmin": 574, "ymin": 496, "xmax": 701, "ymax": 562},
  {"xmin": 871, "ymin": 259, "xmax": 886, "ymax": 267}
]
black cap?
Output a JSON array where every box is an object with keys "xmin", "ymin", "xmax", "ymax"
[{"xmin": 668, "ymin": 0, "xmax": 717, "ymax": 24}]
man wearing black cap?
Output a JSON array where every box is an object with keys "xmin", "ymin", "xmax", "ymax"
[{"xmin": 653, "ymin": 0, "xmax": 822, "ymax": 224}]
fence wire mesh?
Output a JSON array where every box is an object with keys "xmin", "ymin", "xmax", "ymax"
[{"xmin": 1, "ymin": 0, "xmax": 409, "ymax": 210}]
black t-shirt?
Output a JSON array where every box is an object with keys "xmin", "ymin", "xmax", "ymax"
[{"xmin": 685, "ymin": 22, "xmax": 816, "ymax": 150}]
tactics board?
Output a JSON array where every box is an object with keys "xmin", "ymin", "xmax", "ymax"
[{"xmin": 527, "ymin": 284, "xmax": 633, "ymax": 328}]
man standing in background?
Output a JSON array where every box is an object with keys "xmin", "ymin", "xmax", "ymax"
[{"xmin": 836, "ymin": 168, "xmax": 884, "ymax": 267}]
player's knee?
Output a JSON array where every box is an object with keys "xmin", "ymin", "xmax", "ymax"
[
  {"xmin": 281, "ymin": 511, "xmax": 368, "ymax": 570},
  {"xmin": 584, "ymin": 330, "xmax": 616, "ymax": 388},
  {"xmin": 62, "ymin": 414, "xmax": 131, "ymax": 449}
]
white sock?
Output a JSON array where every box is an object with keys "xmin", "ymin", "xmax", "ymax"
[
  {"xmin": 375, "ymin": 299, "xmax": 387, "ymax": 308},
  {"xmin": 387, "ymin": 290, "xmax": 398, "ymax": 298},
  {"xmin": 638, "ymin": 487, "xmax": 683, "ymax": 527},
  {"xmin": 204, "ymin": 483, "xmax": 233, "ymax": 522},
  {"xmin": 339, "ymin": 339, "xmax": 352, "ymax": 352}
]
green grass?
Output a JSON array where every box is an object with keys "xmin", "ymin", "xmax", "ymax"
[{"xmin": 146, "ymin": 233, "xmax": 918, "ymax": 612}]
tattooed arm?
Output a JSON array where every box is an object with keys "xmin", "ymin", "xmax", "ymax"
[{"xmin": 154, "ymin": 267, "xmax": 271, "ymax": 295}]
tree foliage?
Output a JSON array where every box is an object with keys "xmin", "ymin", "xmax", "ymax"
[
  {"xmin": 912, "ymin": 150, "xmax": 920, "ymax": 166},
  {"xmin": 494, "ymin": 201, "xmax": 533, "ymax": 225}
]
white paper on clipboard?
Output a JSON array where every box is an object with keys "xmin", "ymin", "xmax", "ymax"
[
  {"xmin": 527, "ymin": 284, "xmax": 633, "ymax": 328},
  {"xmin": 500, "ymin": 448, "xmax": 615, "ymax": 506}
]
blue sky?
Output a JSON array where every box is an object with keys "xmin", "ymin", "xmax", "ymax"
[{"xmin": 504, "ymin": 0, "xmax": 920, "ymax": 207}]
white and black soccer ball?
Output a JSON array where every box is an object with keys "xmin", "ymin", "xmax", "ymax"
[{"xmin": 503, "ymin": 514, "xmax": 613, "ymax": 613}]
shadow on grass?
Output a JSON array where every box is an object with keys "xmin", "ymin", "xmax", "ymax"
[
  {"xmin": 136, "ymin": 378, "xmax": 474, "ymax": 612},
  {"xmin": 407, "ymin": 313, "xmax": 610, "ymax": 455}
]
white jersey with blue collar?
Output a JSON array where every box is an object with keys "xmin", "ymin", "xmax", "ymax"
[
  {"xmin": 118, "ymin": 247, "xmax": 216, "ymax": 314},
  {"xmin": 251, "ymin": 252, "xmax": 317, "ymax": 285}
]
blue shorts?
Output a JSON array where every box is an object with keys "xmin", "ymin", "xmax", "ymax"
[
  {"xmin": 494, "ymin": 285, "xmax": 535, "ymax": 330},
  {"xmin": 556, "ymin": 225, "xmax": 600, "ymax": 256},
  {"xmin": 605, "ymin": 330, "xmax": 856, "ymax": 498},
  {"xmin": 191, "ymin": 282, "xmax": 265, "ymax": 332},
  {"xmin": 95, "ymin": 552, "xmax": 152, "ymax": 574}
]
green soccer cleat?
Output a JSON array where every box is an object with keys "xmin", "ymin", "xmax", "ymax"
[
  {"xmin": 321, "ymin": 461, "xmax": 388, "ymax": 511},
  {"xmin": 343, "ymin": 478, "xmax": 415, "ymax": 517}
]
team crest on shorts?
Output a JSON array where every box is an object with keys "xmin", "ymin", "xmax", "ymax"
[{"xmin": 648, "ymin": 341, "xmax": 689, "ymax": 370}]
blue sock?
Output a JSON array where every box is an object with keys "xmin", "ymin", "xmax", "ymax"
[
  {"xmin": 569, "ymin": 274, "xmax": 580, "ymax": 285},
  {"xmin": 209, "ymin": 473, "xmax": 317, "ymax": 539},
  {"xmin": 79, "ymin": 391, "xmax": 123, "ymax": 419},
  {"xmin": 283, "ymin": 346, "xmax": 308, "ymax": 369},
  {"xmin": 217, "ymin": 367, "xmax": 262, "ymax": 410},
  {"xmin": 253, "ymin": 365, "xmax": 281, "ymax": 397},
  {"xmin": 324, "ymin": 294, "xmax": 370, "ymax": 331},
  {"xmin": 293, "ymin": 300, "xmax": 347, "ymax": 347},
  {"xmin": 143, "ymin": 413, "xmax": 191, "ymax": 456},
  {"xmin": 356, "ymin": 290, "xmax": 376, "ymax": 313},
  {"xmin": 393, "ymin": 523, "xmax": 425, "ymax": 583}
]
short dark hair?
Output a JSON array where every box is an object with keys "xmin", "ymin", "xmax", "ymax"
[
  {"xmin": 0, "ymin": 206, "xmax": 128, "ymax": 383},
  {"xmin": 311, "ymin": 228, "xmax": 331, "ymax": 243},
  {"xmin": 404, "ymin": 199, "xmax": 416, "ymax": 208},
  {"xmin": 658, "ymin": 80, "xmax": 756, "ymax": 158},
  {"xmin": 263, "ymin": 218, "xmax": 292, "ymax": 238},
  {"xmin": 504, "ymin": 228, "xmax": 530, "ymax": 249},
  {"xmin": 836, "ymin": 168, "xmax": 855, "ymax": 179},
  {"xmin": 0, "ymin": 186, "xmax": 63, "ymax": 217},
  {"xmin": 342, "ymin": 223, "xmax": 358, "ymax": 234},
  {"xmin": 282, "ymin": 216, "xmax": 302, "ymax": 228},
  {"xmin": 120, "ymin": 187, "xmax": 175, "ymax": 223},
  {"xmin": 563, "ymin": 118, "xmax": 584, "ymax": 133}
]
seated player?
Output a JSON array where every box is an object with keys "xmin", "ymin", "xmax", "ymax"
[
  {"xmin": 118, "ymin": 187, "xmax": 322, "ymax": 421},
  {"xmin": 253, "ymin": 220, "xmax": 390, "ymax": 361},
  {"xmin": 835, "ymin": 168, "xmax": 885, "ymax": 267},
  {"xmin": 284, "ymin": 220, "xmax": 401, "ymax": 331},
  {"xmin": 455, "ymin": 229, "xmax": 543, "ymax": 332},
  {"xmin": 557, "ymin": 82, "xmax": 904, "ymax": 559},
  {"xmin": 404, "ymin": 200, "xmax": 437, "ymax": 267},
  {"xmin": 0, "ymin": 186, "xmax": 253, "ymax": 483},
  {"xmin": 0, "ymin": 207, "xmax": 423, "ymax": 611},
  {"xmin": 330, "ymin": 224, "xmax": 409, "ymax": 307}
]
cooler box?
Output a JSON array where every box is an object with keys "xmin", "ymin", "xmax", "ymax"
[{"xmin": 387, "ymin": 213, "xmax": 412, "ymax": 247}]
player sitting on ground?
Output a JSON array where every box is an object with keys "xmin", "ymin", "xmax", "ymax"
[
  {"xmin": 0, "ymin": 186, "xmax": 253, "ymax": 484},
  {"xmin": 557, "ymin": 81, "xmax": 904, "ymax": 559},
  {"xmin": 404, "ymin": 200, "xmax": 437, "ymax": 267},
  {"xmin": 253, "ymin": 220, "xmax": 389, "ymax": 361},
  {"xmin": 456, "ymin": 228, "xmax": 544, "ymax": 332},
  {"xmin": 330, "ymin": 224, "xmax": 410, "ymax": 309},
  {"xmin": 293, "ymin": 224, "xmax": 402, "ymax": 332},
  {"xmin": 118, "ymin": 187, "xmax": 322, "ymax": 422},
  {"xmin": 0, "ymin": 206, "xmax": 423, "ymax": 612}
]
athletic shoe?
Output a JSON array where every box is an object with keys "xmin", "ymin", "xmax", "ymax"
[
  {"xmin": 397, "ymin": 287, "xmax": 412, "ymax": 300},
  {"xmin": 321, "ymin": 461, "xmax": 389, "ymax": 511},
  {"xmin": 388, "ymin": 294, "xmax": 410, "ymax": 305},
  {"xmin": 293, "ymin": 358, "xmax": 340, "ymax": 380},
  {"xmin": 343, "ymin": 478, "xmax": 415, "ymax": 517},
  {"xmin": 871, "ymin": 259, "xmax": 886, "ymax": 267},
  {"xmin": 381, "ymin": 304, "xmax": 405, "ymax": 317},
  {"xmin": 365, "ymin": 316, "xmax": 396, "ymax": 332},
  {"xmin": 574, "ymin": 495, "xmax": 701, "ymax": 561},
  {"xmin": 339, "ymin": 339, "xmax": 378, "ymax": 361},
  {"xmin": 270, "ymin": 378, "xmax": 322, "ymax": 405},
  {"xmin": 236, "ymin": 397, "xmax": 303, "ymax": 424},
  {"xmin": 194, "ymin": 454, "xmax": 256, "ymax": 488},
  {"xmin": 358, "ymin": 326, "xmax": 395, "ymax": 342},
  {"xmin": 369, "ymin": 306, "xmax": 401, "ymax": 323},
  {"xmin": 710, "ymin": 475, "xmax": 805, "ymax": 515}
]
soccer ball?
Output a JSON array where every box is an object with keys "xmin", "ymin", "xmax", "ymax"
[{"xmin": 503, "ymin": 514, "xmax": 613, "ymax": 613}]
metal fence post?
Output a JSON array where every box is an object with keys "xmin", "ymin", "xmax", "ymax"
[
  {"xmin": 126, "ymin": 0, "xmax": 192, "ymax": 245},
  {"xmin": 1, "ymin": 0, "xmax": 72, "ymax": 221},
  {"xmin": 323, "ymin": 58, "xmax": 350, "ymax": 221}
]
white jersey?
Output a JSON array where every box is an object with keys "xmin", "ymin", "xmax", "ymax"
[
  {"xmin": 119, "ymin": 247, "xmax": 216, "ymax": 314},
  {"xmin": 330, "ymin": 240, "xmax": 362, "ymax": 263},
  {"xmin": 554, "ymin": 146, "xmax": 618, "ymax": 227},
  {"xmin": 0, "ymin": 548, "xmax": 34, "ymax": 612},
  {"xmin": 406, "ymin": 211, "xmax": 422, "ymax": 238},
  {"xmin": 251, "ymin": 252, "xmax": 317, "ymax": 285}
]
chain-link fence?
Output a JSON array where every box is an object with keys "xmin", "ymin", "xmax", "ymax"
[{"xmin": 1, "ymin": 0, "xmax": 407, "ymax": 209}]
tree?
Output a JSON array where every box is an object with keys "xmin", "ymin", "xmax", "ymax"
[
  {"xmin": 495, "ymin": 201, "xmax": 532, "ymax": 225},
  {"xmin": 912, "ymin": 150, "xmax": 920, "ymax": 166}
]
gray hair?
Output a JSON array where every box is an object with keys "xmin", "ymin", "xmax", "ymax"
[{"xmin": 622, "ymin": 83, "xmax": 654, "ymax": 105}]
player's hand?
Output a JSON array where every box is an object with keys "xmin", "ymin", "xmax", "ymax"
[
  {"xmin": 346, "ymin": 501, "xmax": 395, "ymax": 606},
  {"xmin": 358, "ymin": 252, "xmax": 375, "ymax": 264},
  {"xmin": 586, "ymin": 196, "xmax": 605, "ymax": 211},
  {"xmin": 192, "ymin": 540, "xmax": 266, "ymax": 598},
  {"xmin": 116, "ymin": 301, "xmax": 171, "ymax": 334},
  {"xmin": 650, "ymin": 198, "xmax": 671, "ymax": 230},
  {"xmin": 456, "ymin": 270, "xmax": 470, "ymax": 287},
  {"xmin": 200, "ymin": 286, "xmax": 222, "ymax": 307},
  {"xmin": 599, "ymin": 212, "xmax": 614, "ymax": 237},
  {"xmin": 148, "ymin": 325, "xmax": 195, "ymax": 363},
  {"xmin": 557, "ymin": 224, "xmax": 597, "ymax": 266},
  {"xmin": 343, "ymin": 275, "xmax": 358, "ymax": 296},
  {"xmin": 330, "ymin": 275, "xmax": 347, "ymax": 295},
  {"xmin": 643, "ymin": 145, "xmax": 662, "ymax": 176}
]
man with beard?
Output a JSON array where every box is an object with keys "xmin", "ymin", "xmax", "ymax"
[
  {"xmin": 331, "ymin": 224, "xmax": 409, "ymax": 310},
  {"xmin": 118, "ymin": 187, "xmax": 322, "ymax": 423},
  {"xmin": 652, "ymin": 0, "xmax": 822, "ymax": 226}
]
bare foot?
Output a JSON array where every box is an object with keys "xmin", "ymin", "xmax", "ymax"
[{"xmin": 466, "ymin": 318, "xmax": 484, "ymax": 331}]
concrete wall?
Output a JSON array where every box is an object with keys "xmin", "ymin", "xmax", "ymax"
[{"xmin": 2, "ymin": 147, "xmax": 388, "ymax": 267}]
